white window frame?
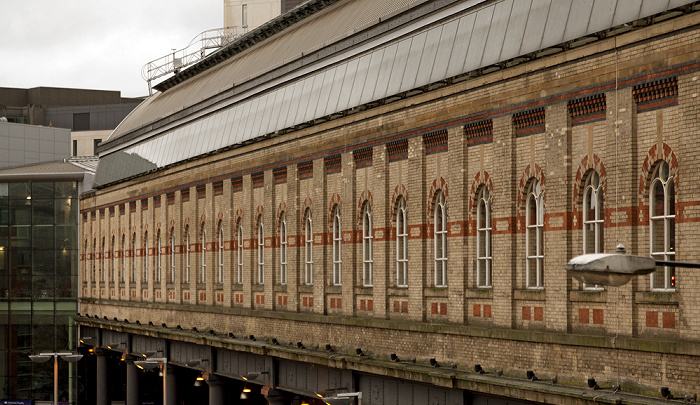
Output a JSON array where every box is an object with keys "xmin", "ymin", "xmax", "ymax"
[
  {"xmin": 650, "ymin": 162, "xmax": 675, "ymax": 291},
  {"xmin": 332, "ymin": 207, "xmax": 342, "ymax": 286},
  {"xmin": 396, "ymin": 200, "xmax": 408, "ymax": 288},
  {"xmin": 476, "ymin": 187, "xmax": 492, "ymax": 288},
  {"xmin": 156, "ymin": 231, "xmax": 162, "ymax": 284},
  {"xmin": 218, "ymin": 225, "xmax": 224, "ymax": 284},
  {"xmin": 170, "ymin": 230, "xmax": 175, "ymax": 284},
  {"xmin": 257, "ymin": 218, "xmax": 265, "ymax": 285},
  {"xmin": 582, "ymin": 171, "xmax": 604, "ymax": 290},
  {"xmin": 185, "ymin": 227, "xmax": 190, "ymax": 284},
  {"xmin": 237, "ymin": 222, "xmax": 243, "ymax": 284},
  {"xmin": 143, "ymin": 232, "xmax": 149, "ymax": 283},
  {"xmin": 526, "ymin": 180, "xmax": 543, "ymax": 289},
  {"xmin": 434, "ymin": 193, "xmax": 447, "ymax": 287},
  {"xmin": 280, "ymin": 215, "xmax": 287, "ymax": 285},
  {"xmin": 304, "ymin": 209, "xmax": 313, "ymax": 285},
  {"xmin": 201, "ymin": 229, "xmax": 207, "ymax": 284},
  {"xmin": 362, "ymin": 204, "xmax": 373, "ymax": 287}
]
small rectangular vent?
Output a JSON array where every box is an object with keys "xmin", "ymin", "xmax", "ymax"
[
  {"xmin": 252, "ymin": 172, "xmax": 264, "ymax": 188},
  {"xmin": 325, "ymin": 155, "xmax": 341, "ymax": 174},
  {"xmin": 568, "ymin": 93, "xmax": 606, "ymax": 125},
  {"xmin": 387, "ymin": 139, "xmax": 408, "ymax": 162},
  {"xmin": 354, "ymin": 148, "xmax": 372, "ymax": 168},
  {"xmin": 231, "ymin": 177, "xmax": 243, "ymax": 192},
  {"xmin": 513, "ymin": 107, "xmax": 545, "ymax": 137},
  {"xmin": 464, "ymin": 119, "xmax": 493, "ymax": 146},
  {"xmin": 274, "ymin": 167, "xmax": 287, "ymax": 184},
  {"xmin": 423, "ymin": 129, "xmax": 448, "ymax": 154},
  {"xmin": 633, "ymin": 77, "xmax": 678, "ymax": 112},
  {"xmin": 298, "ymin": 161, "xmax": 314, "ymax": 179}
]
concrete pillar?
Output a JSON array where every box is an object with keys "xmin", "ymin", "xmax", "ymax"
[
  {"xmin": 125, "ymin": 355, "xmax": 140, "ymax": 405},
  {"xmin": 165, "ymin": 364, "xmax": 177, "ymax": 405},
  {"xmin": 95, "ymin": 348, "xmax": 108, "ymax": 405},
  {"xmin": 207, "ymin": 374, "xmax": 225, "ymax": 405}
]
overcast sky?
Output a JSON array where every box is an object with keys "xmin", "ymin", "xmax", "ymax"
[{"xmin": 1, "ymin": 0, "xmax": 223, "ymax": 98}]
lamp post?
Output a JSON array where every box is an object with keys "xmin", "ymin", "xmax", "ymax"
[
  {"xmin": 134, "ymin": 356, "xmax": 168, "ymax": 405},
  {"xmin": 28, "ymin": 352, "xmax": 83, "ymax": 405}
]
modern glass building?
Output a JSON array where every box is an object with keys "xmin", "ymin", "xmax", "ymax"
[{"xmin": 0, "ymin": 151, "xmax": 96, "ymax": 403}]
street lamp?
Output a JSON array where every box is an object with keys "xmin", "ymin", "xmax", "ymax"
[
  {"xmin": 28, "ymin": 352, "xmax": 83, "ymax": 405},
  {"xmin": 134, "ymin": 356, "xmax": 168, "ymax": 405}
]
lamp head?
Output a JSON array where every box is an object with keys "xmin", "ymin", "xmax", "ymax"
[{"xmin": 29, "ymin": 354, "xmax": 51, "ymax": 363}]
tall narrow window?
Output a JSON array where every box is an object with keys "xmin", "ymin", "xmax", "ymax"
[
  {"xmin": 84, "ymin": 240, "xmax": 88, "ymax": 283},
  {"xmin": 218, "ymin": 225, "xmax": 224, "ymax": 284},
  {"xmin": 101, "ymin": 237, "xmax": 106, "ymax": 282},
  {"xmin": 131, "ymin": 233, "xmax": 136, "ymax": 284},
  {"xmin": 121, "ymin": 234, "xmax": 126, "ymax": 283},
  {"xmin": 583, "ymin": 171, "xmax": 604, "ymax": 290},
  {"xmin": 257, "ymin": 217, "xmax": 264, "ymax": 285},
  {"xmin": 185, "ymin": 226, "xmax": 190, "ymax": 284},
  {"xmin": 201, "ymin": 229, "xmax": 207, "ymax": 284},
  {"xmin": 93, "ymin": 239, "xmax": 97, "ymax": 283},
  {"xmin": 242, "ymin": 4, "xmax": 248, "ymax": 27},
  {"xmin": 304, "ymin": 209, "xmax": 313, "ymax": 285},
  {"xmin": 170, "ymin": 229, "xmax": 175, "ymax": 283},
  {"xmin": 237, "ymin": 222, "xmax": 243, "ymax": 284},
  {"xmin": 156, "ymin": 231, "xmax": 162, "ymax": 283},
  {"xmin": 526, "ymin": 180, "xmax": 544, "ymax": 289},
  {"xmin": 434, "ymin": 192, "xmax": 447, "ymax": 287},
  {"xmin": 650, "ymin": 162, "xmax": 675, "ymax": 290},
  {"xmin": 279, "ymin": 215, "xmax": 287, "ymax": 285},
  {"xmin": 332, "ymin": 207, "xmax": 342, "ymax": 286},
  {"xmin": 362, "ymin": 204, "xmax": 373, "ymax": 287},
  {"xmin": 396, "ymin": 199, "xmax": 408, "ymax": 287},
  {"xmin": 143, "ymin": 232, "xmax": 149, "ymax": 283},
  {"xmin": 476, "ymin": 187, "xmax": 492, "ymax": 288},
  {"xmin": 111, "ymin": 236, "xmax": 116, "ymax": 283}
]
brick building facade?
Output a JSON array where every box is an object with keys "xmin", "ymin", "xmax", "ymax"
[{"xmin": 77, "ymin": 0, "xmax": 700, "ymax": 404}]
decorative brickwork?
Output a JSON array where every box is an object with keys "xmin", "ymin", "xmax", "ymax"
[
  {"xmin": 464, "ymin": 119, "xmax": 493, "ymax": 146},
  {"xmin": 325, "ymin": 154, "xmax": 341, "ymax": 174},
  {"xmin": 513, "ymin": 107, "xmax": 545, "ymax": 137},
  {"xmin": 298, "ymin": 161, "xmax": 313, "ymax": 179},
  {"xmin": 423, "ymin": 129, "xmax": 448, "ymax": 154},
  {"xmin": 273, "ymin": 167, "xmax": 287, "ymax": 184},
  {"xmin": 252, "ymin": 172, "xmax": 264, "ymax": 189},
  {"xmin": 353, "ymin": 148, "xmax": 372, "ymax": 168},
  {"xmin": 213, "ymin": 180, "xmax": 223, "ymax": 195},
  {"xmin": 568, "ymin": 93, "xmax": 606, "ymax": 125},
  {"xmin": 387, "ymin": 139, "xmax": 408, "ymax": 162},
  {"xmin": 633, "ymin": 76, "xmax": 678, "ymax": 112},
  {"xmin": 231, "ymin": 177, "xmax": 243, "ymax": 192}
]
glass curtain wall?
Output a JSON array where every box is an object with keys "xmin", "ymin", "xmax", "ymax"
[{"xmin": 0, "ymin": 182, "xmax": 79, "ymax": 402}]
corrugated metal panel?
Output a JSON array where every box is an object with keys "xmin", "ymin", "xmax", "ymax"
[
  {"xmin": 641, "ymin": 0, "xmax": 670, "ymax": 17},
  {"xmin": 95, "ymin": 0, "xmax": 697, "ymax": 186}
]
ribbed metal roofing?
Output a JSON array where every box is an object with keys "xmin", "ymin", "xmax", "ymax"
[{"xmin": 95, "ymin": 0, "xmax": 697, "ymax": 187}]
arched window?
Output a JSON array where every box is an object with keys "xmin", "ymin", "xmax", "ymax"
[
  {"xmin": 156, "ymin": 230, "xmax": 162, "ymax": 283},
  {"xmin": 257, "ymin": 217, "xmax": 264, "ymax": 285},
  {"xmin": 218, "ymin": 224, "xmax": 224, "ymax": 284},
  {"xmin": 362, "ymin": 203, "xmax": 373, "ymax": 287},
  {"xmin": 526, "ymin": 180, "xmax": 543, "ymax": 289},
  {"xmin": 170, "ymin": 229, "xmax": 175, "ymax": 284},
  {"xmin": 396, "ymin": 198, "xmax": 408, "ymax": 287},
  {"xmin": 236, "ymin": 221, "xmax": 243, "ymax": 284},
  {"xmin": 304, "ymin": 209, "xmax": 313, "ymax": 285},
  {"xmin": 184, "ymin": 225, "xmax": 190, "ymax": 284},
  {"xmin": 650, "ymin": 161, "xmax": 675, "ymax": 290},
  {"xmin": 121, "ymin": 234, "xmax": 126, "ymax": 283},
  {"xmin": 131, "ymin": 233, "xmax": 136, "ymax": 284},
  {"xmin": 582, "ymin": 171, "xmax": 604, "ymax": 290},
  {"xmin": 476, "ymin": 187, "xmax": 492, "ymax": 288},
  {"xmin": 279, "ymin": 214, "xmax": 287, "ymax": 285},
  {"xmin": 111, "ymin": 235, "xmax": 116, "ymax": 283},
  {"xmin": 143, "ymin": 231, "xmax": 149, "ymax": 283},
  {"xmin": 101, "ymin": 237, "xmax": 106, "ymax": 282},
  {"xmin": 201, "ymin": 228, "xmax": 207, "ymax": 284},
  {"xmin": 332, "ymin": 206, "xmax": 342, "ymax": 286},
  {"xmin": 434, "ymin": 192, "xmax": 447, "ymax": 287}
]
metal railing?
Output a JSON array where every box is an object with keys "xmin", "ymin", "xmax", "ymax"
[{"xmin": 142, "ymin": 26, "xmax": 246, "ymax": 95}]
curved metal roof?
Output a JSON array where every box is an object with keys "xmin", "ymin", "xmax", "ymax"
[{"xmin": 95, "ymin": 0, "xmax": 697, "ymax": 187}]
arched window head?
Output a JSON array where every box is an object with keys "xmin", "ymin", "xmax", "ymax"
[
  {"xmin": 332, "ymin": 206, "xmax": 342, "ymax": 286},
  {"xmin": 526, "ymin": 180, "xmax": 543, "ymax": 289},
  {"xmin": 304, "ymin": 209, "xmax": 313, "ymax": 285},
  {"xmin": 476, "ymin": 187, "xmax": 492, "ymax": 288},
  {"xmin": 650, "ymin": 161, "xmax": 675, "ymax": 290},
  {"xmin": 396, "ymin": 198, "xmax": 408, "ymax": 288},
  {"xmin": 434, "ymin": 192, "xmax": 447, "ymax": 287}
]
